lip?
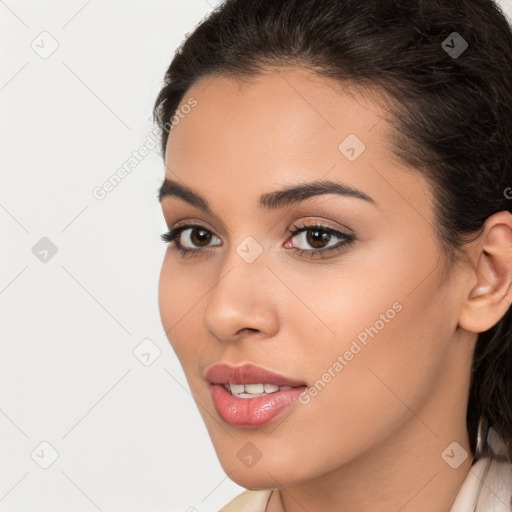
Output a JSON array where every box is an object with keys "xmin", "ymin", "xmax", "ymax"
[
  {"xmin": 205, "ymin": 363, "xmax": 307, "ymax": 428},
  {"xmin": 209, "ymin": 383, "xmax": 306, "ymax": 427},
  {"xmin": 204, "ymin": 362, "xmax": 307, "ymax": 387}
]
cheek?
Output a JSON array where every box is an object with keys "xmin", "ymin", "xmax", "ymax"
[
  {"xmin": 158, "ymin": 255, "xmax": 178, "ymax": 337},
  {"xmin": 274, "ymin": 235, "xmax": 450, "ymax": 455},
  {"xmin": 289, "ymin": 297, "xmax": 451, "ymax": 480},
  {"xmin": 158, "ymin": 254, "xmax": 204, "ymax": 363}
]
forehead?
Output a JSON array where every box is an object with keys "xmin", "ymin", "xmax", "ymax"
[
  {"xmin": 163, "ymin": 68, "xmax": 432, "ymax": 226},
  {"xmin": 166, "ymin": 68, "xmax": 389, "ymax": 161}
]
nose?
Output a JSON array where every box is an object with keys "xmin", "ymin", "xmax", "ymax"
[{"xmin": 202, "ymin": 249, "xmax": 280, "ymax": 344}]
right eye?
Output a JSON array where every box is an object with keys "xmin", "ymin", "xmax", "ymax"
[{"xmin": 161, "ymin": 223, "xmax": 222, "ymax": 257}]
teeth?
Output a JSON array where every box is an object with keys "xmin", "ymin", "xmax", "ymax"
[
  {"xmin": 224, "ymin": 383, "xmax": 296, "ymax": 397},
  {"xmin": 264, "ymin": 384, "xmax": 279, "ymax": 393},
  {"xmin": 230, "ymin": 384, "xmax": 245, "ymax": 395},
  {"xmin": 245, "ymin": 383, "xmax": 264, "ymax": 394}
]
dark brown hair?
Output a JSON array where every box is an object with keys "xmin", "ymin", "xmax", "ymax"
[{"xmin": 153, "ymin": 0, "xmax": 512, "ymax": 462}]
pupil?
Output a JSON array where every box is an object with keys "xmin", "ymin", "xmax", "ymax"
[
  {"xmin": 191, "ymin": 228, "xmax": 211, "ymax": 246},
  {"xmin": 307, "ymin": 229, "xmax": 330, "ymax": 248}
]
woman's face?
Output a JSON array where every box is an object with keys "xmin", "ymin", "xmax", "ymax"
[{"xmin": 158, "ymin": 68, "xmax": 474, "ymax": 489}]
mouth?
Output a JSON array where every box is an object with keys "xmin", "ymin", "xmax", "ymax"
[{"xmin": 205, "ymin": 363, "xmax": 308, "ymax": 427}]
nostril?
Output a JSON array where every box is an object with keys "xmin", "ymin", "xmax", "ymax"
[{"xmin": 238, "ymin": 327, "xmax": 259, "ymax": 335}]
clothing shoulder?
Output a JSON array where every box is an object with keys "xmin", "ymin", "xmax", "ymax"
[
  {"xmin": 451, "ymin": 426, "xmax": 512, "ymax": 512},
  {"xmin": 218, "ymin": 489, "xmax": 273, "ymax": 512}
]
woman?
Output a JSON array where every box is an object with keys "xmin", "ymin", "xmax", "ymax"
[{"xmin": 153, "ymin": 0, "xmax": 512, "ymax": 510}]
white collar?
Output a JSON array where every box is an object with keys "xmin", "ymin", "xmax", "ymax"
[{"xmin": 450, "ymin": 427, "xmax": 512, "ymax": 511}]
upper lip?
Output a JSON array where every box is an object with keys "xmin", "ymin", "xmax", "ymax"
[{"xmin": 205, "ymin": 363, "xmax": 307, "ymax": 387}]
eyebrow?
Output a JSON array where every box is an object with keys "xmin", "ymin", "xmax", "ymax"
[{"xmin": 158, "ymin": 178, "xmax": 377, "ymax": 212}]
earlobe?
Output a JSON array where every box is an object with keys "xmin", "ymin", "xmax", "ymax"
[{"xmin": 458, "ymin": 211, "xmax": 512, "ymax": 334}]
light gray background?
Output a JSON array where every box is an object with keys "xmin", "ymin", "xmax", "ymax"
[
  {"xmin": 1, "ymin": 1, "xmax": 511, "ymax": 511},
  {"xmin": 1, "ymin": 1, "xmax": 245, "ymax": 511}
]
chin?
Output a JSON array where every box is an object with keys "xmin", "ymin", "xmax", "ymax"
[
  {"xmin": 226, "ymin": 470, "xmax": 279, "ymax": 491},
  {"xmin": 217, "ymin": 453, "xmax": 308, "ymax": 490}
]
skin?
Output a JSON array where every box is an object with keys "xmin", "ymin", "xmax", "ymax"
[{"xmin": 157, "ymin": 67, "xmax": 512, "ymax": 512}]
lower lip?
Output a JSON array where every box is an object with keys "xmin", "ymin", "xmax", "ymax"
[{"xmin": 210, "ymin": 383, "xmax": 307, "ymax": 427}]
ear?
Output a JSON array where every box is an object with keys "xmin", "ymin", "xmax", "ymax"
[{"xmin": 458, "ymin": 211, "xmax": 512, "ymax": 334}]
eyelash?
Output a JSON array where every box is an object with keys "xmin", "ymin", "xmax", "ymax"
[{"xmin": 160, "ymin": 221, "xmax": 356, "ymax": 259}]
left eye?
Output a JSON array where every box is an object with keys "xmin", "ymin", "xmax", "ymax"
[
  {"xmin": 160, "ymin": 222, "xmax": 356, "ymax": 258},
  {"xmin": 284, "ymin": 222, "xmax": 356, "ymax": 257},
  {"xmin": 287, "ymin": 225, "xmax": 345, "ymax": 250}
]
